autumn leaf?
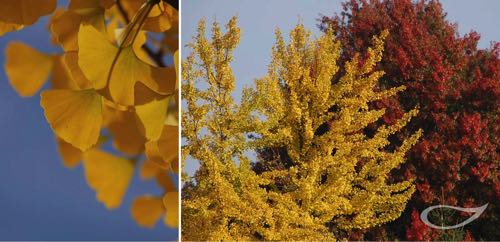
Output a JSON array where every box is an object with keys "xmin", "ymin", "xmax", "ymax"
[
  {"xmin": 5, "ymin": 42, "xmax": 53, "ymax": 97},
  {"xmin": 40, "ymin": 89, "xmax": 103, "ymax": 151},
  {"xmin": 83, "ymin": 149, "xmax": 134, "ymax": 209},
  {"xmin": 0, "ymin": 0, "xmax": 56, "ymax": 25},
  {"xmin": 162, "ymin": 192, "xmax": 178, "ymax": 228},
  {"xmin": 56, "ymin": 138, "xmax": 82, "ymax": 168},
  {"xmin": 77, "ymin": 24, "xmax": 176, "ymax": 106},
  {"xmin": 0, "ymin": 22, "xmax": 23, "ymax": 36},
  {"xmin": 131, "ymin": 196, "xmax": 165, "ymax": 228}
]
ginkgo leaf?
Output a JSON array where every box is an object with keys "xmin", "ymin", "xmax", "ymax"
[
  {"xmin": 156, "ymin": 171, "xmax": 176, "ymax": 192},
  {"xmin": 0, "ymin": 0, "xmax": 56, "ymax": 25},
  {"xmin": 83, "ymin": 149, "xmax": 134, "ymax": 209},
  {"xmin": 104, "ymin": 106, "xmax": 146, "ymax": 155},
  {"xmin": 144, "ymin": 140, "xmax": 167, "ymax": 169},
  {"xmin": 114, "ymin": 28, "xmax": 155, "ymax": 65},
  {"xmin": 140, "ymin": 159, "xmax": 162, "ymax": 180},
  {"xmin": 5, "ymin": 42, "xmax": 53, "ymax": 97},
  {"xmin": 135, "ymin": 96, "xmax": 169, "ymax": 141},
  {"xmin": 51, "ymin": 55, "xmax": 80, "ymax": 90},
  {"xmin": 78, "ymin": 24, "xmax": 176, "ymax": 106},
  {"xmin": 131, "ymin": 196, "xmax": 164, "ymax": 228},
  {"xmin": 142, "ymin": 2, "xmax": 177, "ymax": 33},
  {"xmin": 158, "ymin": 125, "xmax": 178, "ymax": 164},
  {"xmin": 162, "ymin": 191, "xmax": 178, "ymax": 228},
  {"xmin": 68, "ymin": 0, "xmax": 106, "ymax": 31},
  {"xmin": 63, "ymin": 52, "xmax": 93, "ymax": 89},
  {"xmin": 0, "ymin": 22, "xmax": 23, "ymax": 36},
  {"xmin": 56, "ymin": 138, "xmax": 82, "ymax": 168},
  {"xmin": 51, "ymin": 0, "xmax": 107, "ymax": 52},
  {"xmin": 144, "ymin": 124, "xmax": 178, "ymax": 171},
  {"xmin": 40, "ymin": 89, "xmax": 102, "ymax": 151},
  {"xmin": 50, "ymin": 10, "xmax": 81, "ymax": 52}
]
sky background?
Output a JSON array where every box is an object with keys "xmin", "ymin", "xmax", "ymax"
[
  {"xmin": 0, "ymin": 0, "xmax": 177, "ymax": 240},
  {"xmin": 181, "ymin": 0, "xmax": 500, "ymax": 176}
]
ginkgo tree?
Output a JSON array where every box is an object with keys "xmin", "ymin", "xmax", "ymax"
[
  {"xmin": 2, "ymin": 0, "xmax": 179, "ymax": 229},
  {"xmin": 182, "ymin": 17, "xmax": 422, "ymax": 240}
]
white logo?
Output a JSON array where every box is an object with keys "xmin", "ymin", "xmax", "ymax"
[{"xmin": 420, "ymin": 203, "xmax": 488, "ymax": 230}]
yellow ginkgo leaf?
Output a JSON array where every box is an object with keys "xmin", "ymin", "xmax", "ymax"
[
  {"xmin": 68, "ymin": 0, "xmax": 106, "ymax": 31},
  {"xmin": 0, "ymin": 22, "xmax": 23, "ymax": 36},
  {"xmin": 140, "ymin": 159, "xmax": 162, "ymax": 180},
  {"xmin": 50, "ymin": 10, "xmax": 81, "ymax": 52},
  {"xmin": 162, "ymin": 191, "xmax": 178, "ymax": 228},
  {"xmin": 63, "ymin": 52, "xmax": 93, "ymax": 89},
  {"xmin": 40, "ymin": 89, "xmax": 102, "ymax": 151},
  {"xmin": 51, "ymin": 55, "xmax": 80, "ymax": 90},
  {"xmin": 5, "ymin": 42, "xmax": 53, "ymax": 97},
  {"xmin": 144, "ymin": 124, "xmax": 178, "ymax": 170},
  {"xmin": 158, "ymin": 125, "xmax": 178, "ymax": 164},
  {"xmin": 83, "ymin": 149, "xmax": 134, "ymax": 209},
  {"xmin": 131, "ymin": 196, "xmax": 164, "ymax": 228},
  {"xmin": 104, "ymin": 106, "xmax": 146, "ymax": 155},
  {"xmin": 156, "ymin": 171, "xmax": 176, "ymax": 192},
  {"xmin": 142, "ymin": 2, "xmax": 177, "ymax": 33},
  {"xmin": 145, "ymin": 138, "xmax": 167, "ymax": 169},
  {"xmin": 78, "ymin": 24, "xmax": 176, "ymax": 106},
  {"xmin": 99, "ymin": 0, "xmax": 115, "ymax": 9},
  {"xmin": 56, "ymin": 137, "xmax": 82, "ymax": 168},
  {"xmin": 0, "ymin": 0, "xmax": 56, "ymax": 25},
  {"xmin": 135, "ymin": 96, "xmax": 169, "ymax": 141}
]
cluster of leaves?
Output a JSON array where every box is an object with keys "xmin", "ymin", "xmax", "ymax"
[
  {"xmin": 319, "ymin": 0, "xmax": 499, "ymax": 240},
  {"xmin": 2, "ymin": 0, "xmax": 179, "ymax": 229},
  {"xmin": 182, "ymin": 17, "xmax": 422, "ymax": 240}
]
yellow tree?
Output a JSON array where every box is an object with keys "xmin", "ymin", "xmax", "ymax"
[
  {"xmin": 182, "ymin": 17, "xmax": 422, "ymax": 240},
  {"xmin": 3, "ymin": 0, "xmax": 179, "ymax": 230}
]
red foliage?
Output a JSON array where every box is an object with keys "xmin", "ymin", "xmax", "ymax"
[{"xmin": 321, "ymin": 0, "xmax": 499, "ymax": 240}]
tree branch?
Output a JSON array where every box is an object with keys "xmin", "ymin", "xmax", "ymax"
[{"xmin": 116, "ymin": 0, "xmax": 167, "ymax": 67}]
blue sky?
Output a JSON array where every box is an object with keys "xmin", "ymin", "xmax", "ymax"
[
  {"xmin": 181, "ymin": 0, "xmax": 500, "ymax": 176},
  {"xmin": 0, "ymin": 1, "xmax": 177, "ymax": 241}
]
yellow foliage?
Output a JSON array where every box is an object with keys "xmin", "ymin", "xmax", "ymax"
[
  {"xmin": 182, "ymin": 17, "xmax": 422, "ymax": 240},
  {"xmin": 40, "ymin": 89, "xmax": 103, "ymax": 151},
  {"xmin": 0, "ymin": 0, "xmax": 56, "ymax": 25},
  {"xmin": 83, "ymin": 149, "xmax": 134, "ymax": 209},
  {"xmin": 3, "ymin": 0, "xmax": 179, "ymax": 230},
  {"xmin": 0, "ymin": 22, "xmax": 23, "ymax": 36},
  {"xmin": 5, "ymin": 42, "xmax": 53, "ymax": 97}
]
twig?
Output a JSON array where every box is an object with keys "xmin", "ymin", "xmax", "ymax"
[{"xmin": 116, "ymin": 0, "xmax": 167, "ymax": 67}]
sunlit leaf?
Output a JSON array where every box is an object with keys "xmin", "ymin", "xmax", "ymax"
[
  {"xmin": 5, "ymin": 42, "xmax": 53, "ymax": 97},
  {"xmin": 162, "ymin": 192, "xmax": 178, "ymax": 228},
  {"xmin": 78, "ymin": 24, "xmax": 176, "ymax": 106},
  {"xmin": 83, "ymin": 149, "xmax": 134, "ymax": 209},
  {"xmin": 135, "ymin": 96, "xmax": 169, "ymax": 141},
  {"xmin": 40, "ymin": 89, "xmax": 102, "ymax": 151},
  {"xmin": 0, "ymin": 0, "xmax": 56, "ymax": 25},
  {"xmin": 131, "ymin": 196, "xmax": 164, "ymax": 228},
  {"xmin": 145, "ymin": 125, "xmax": 177, "ymax": 171},
  {"xmin": 51, "ymin": 55, "xmax": 80, "ymax": 90},
  {"xmin": 0, "ymin": 22, "xmax": 23, "ymax": 36},
  {"xmin": 56, "ymin": 137, "xmax": 82, "ymax": 168},
  {"xmin": 140, "ymin": 159, "xmax": 162, "ymax": 180},
  {"xmin": 104, "ymin": 106, "xmax": 146, "ymax": 155}
]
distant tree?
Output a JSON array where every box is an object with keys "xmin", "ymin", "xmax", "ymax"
[
  {"xmin": 319, "ymin": 0, "xmax": 499, "ymax": 240},
  {"xmin": 182, "ymin": 17, "xmax": 421, "ymax": 240}
]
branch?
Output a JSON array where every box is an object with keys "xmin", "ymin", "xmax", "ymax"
[
  {"xmin": 116, "ymin": 0, "xmax": 167, "ymax": 67},
  {"xmin": 162, "ymin": 0, "xmax": 178, "ymax": 11}
]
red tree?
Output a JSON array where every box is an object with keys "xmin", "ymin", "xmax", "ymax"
[{"xmin": 321, "ymin": 0, "xmax": 499, "ymax": 240}]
